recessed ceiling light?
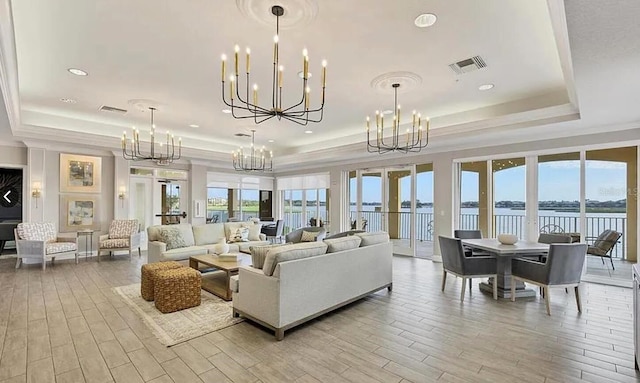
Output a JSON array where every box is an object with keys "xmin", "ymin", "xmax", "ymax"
[
  {"xmin": 268, "ymin": 139, "xmax": 275, "ymax": 143},
  {"xmin": 297, "ymin": 71, "xmax": 312, "ymax": 79},
  {"xmin": 382, "ymin": 110, "xmax": 394, "ymax": 115},
  {"xmin": 478, "ymin": 83, "xmax": 494, "ymax": 91},
  {"xmin": 189, "ymin": 124, "xmax": 199, "ymax": 128},
  {"xmin": 222, "ymin": 109, "xmax": 232, "ymax": 114},
  {"xmin": 414, "ymin": 13, "xmax": 437, "ymax": 28},
  {"xmin": 67, "ymin": 68, "xmax": 88, "ymax": 76},
  {"xmin": 60, "ymin": 98, "xmax": 77, "ymax": 104},
  {"xmin": 304, "ymin": 130, "xmax": 313, "ymax": 134}
]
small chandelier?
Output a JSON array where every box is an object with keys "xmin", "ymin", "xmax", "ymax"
[
  {"xmin": 232, "ymin": 130, "xmax": 273, "ymax": 172},
  {"xmin": 366, "ymin": 83, "xmax": 429, "ymax": 154},
  {"xmin": 221, "ymin": 5, "xmax": 326, "ymax": 126},
  {"xmin": 122, "ymin": 107, "xmax": 182, "ymax": 164}
]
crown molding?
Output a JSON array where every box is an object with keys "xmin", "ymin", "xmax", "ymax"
[
  {"xmin": 0, "ymin": 0, "xmax": 21, "ymax": 133},
  {"xmin": 547, "ymin": 0, "xmax": 579, "ymax": 109}
]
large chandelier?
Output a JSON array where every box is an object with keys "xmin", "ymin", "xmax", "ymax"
[
  {"xmin": 366, "ymin": 83, "xmax": 429, "ymax": 154},
  {"xmin": 121, "ymin": 107, "xmax": 182, "ymax": 164},
  {"xmin": 221, "ymin": 5, "xmax": 326, "ymax": 126},
  {"xmin": 232, "ymin": 130, "xmax": 273, "ymax": 172}
]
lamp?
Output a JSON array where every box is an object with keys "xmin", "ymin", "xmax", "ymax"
[
  {"xmin": 32, "ymin": 182, "xmax": 41, "ymax": 208},
  {"xmin": 365, "ymin": 83, "xmax": 430, "ymax": 154},
  {"xmin": 221, "ymin": 5, "xmax": 327, "ymax": 125},
  {"xmin": 122, "ymin": 107, "xmax": 182, "ymax": 164},
  {"xmin": 232, "ymin": 130, "xmax": 273, "ymax": 172},
  {"xmin": 118, "ymin": 186, "xmax": 126, "ymax": 207}
]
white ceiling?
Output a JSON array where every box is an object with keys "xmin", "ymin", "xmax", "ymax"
[{"xmin": 1, "ymin": 0, "xmax": 637, "ymax": 170}]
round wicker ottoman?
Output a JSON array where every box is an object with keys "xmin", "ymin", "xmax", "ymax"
[
  {"xmin": 141, "ymin": 261, "xmax": 184, "ymax": 301},
  {"xmin": 154, "ymin": 267, "xmax": 202, "ymax": 314}
]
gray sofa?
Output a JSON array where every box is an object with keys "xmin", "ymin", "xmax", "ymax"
[{"xmin": 147, "ymin": 222, "xmax": 269, "ymax": 263}]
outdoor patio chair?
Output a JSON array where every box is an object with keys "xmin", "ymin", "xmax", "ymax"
[
  {"xmin": 511, "ymin": 243, "xmax": 587, "ymax": 315},
  {"xmin": 438, "ymin": 236, "xmax": 497, "ymax": 301},
  {"xmin": 586, "ymin": 230, "xmax": 622, "ymax": 270}
]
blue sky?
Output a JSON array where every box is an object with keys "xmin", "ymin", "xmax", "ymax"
[{"xmin": 351, "ymin": 160, "xmax": 627, "ymax": 203}]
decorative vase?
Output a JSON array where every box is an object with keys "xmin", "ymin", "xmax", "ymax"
[{"xmin": 497, "ymin": 233, "xmax": 518, "ymax": 245}]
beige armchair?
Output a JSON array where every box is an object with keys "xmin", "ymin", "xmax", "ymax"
[
  {"xmin": 14, "ymin": 222, "xmax": 78, "ymax": 270},
  {"xmin": 98, "ymin": 219, "xmax": 141, "ymax": 261}
]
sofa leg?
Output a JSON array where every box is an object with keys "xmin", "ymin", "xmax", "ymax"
[
  {"xmin": 387, "ymin": 283, "xmax": 393, "ymax": 292},
  {"xmin": 42, "ymin": 261, "xmax": 46, "ymax": 271},
  {"xmin": 232, "ymin": 308, "xmax": 240, "ymax": 318},
  {"xmin": 275, "ymin": 328, "xmax": 284, "ymax": 341},
  {"xmin": 15, "ymin": 257, "xmax": 21, "ymax": 269},
  {"xmin": 138, "ymin": 248, "xmax": 142, "ymax": 257}
]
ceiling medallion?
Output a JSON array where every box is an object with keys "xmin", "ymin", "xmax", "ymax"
[
  {"xmin": 365, "ymin": 83, "xmax": 429, "ymax": 154},
  {"xmin": 221, "ymin": 5, "xmax": 326, "ymax": 125},
  {"xmin": 232, "ymin": 129, "xmax": 273, "ymax": 171},
  {"xmin": 122, "ymin": 107, "xmax": 182, "ymax": 164}
]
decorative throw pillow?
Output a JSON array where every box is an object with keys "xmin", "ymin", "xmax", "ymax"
[
  {"xmin": 245, "ymin": 223, "xmax": 263, "ymax": 241},
  {"xmin": 249, "ymin": 244, "xmax": 285, "ymax": 269},
  {"xmin": 159, "ymin": 227, "xmax": 187, "ymax": 250},
  {"xmin": 300, "ymin": 230, "xmax": 319, "ymax": 242},
  {"xmin": 230, "ymin": 227, "xmax": 249, "ymax": 243}
]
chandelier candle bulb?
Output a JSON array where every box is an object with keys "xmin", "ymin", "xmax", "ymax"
[
  {"xmin": 375, "ymin": 110, "xmax": 380, "ymax": 128},
  {"xmin": 253, "ymin": 84, "xmax": 258, "ymax": 105},
  {"xmin": 305, "ymin": 86, "xmax": 310, "ymax": 109},
  {"xmin": 221, "ymin": 54, "xmax": 227, "ymax": 81},
  {"xmin": 230, "ymin": 75, "xmax": 235, "ymax": 99},
  {"xmin": 246, "ymin": 48, "xmax": 250, "ymax": 73},
  {"xmin": 278, "ymin": 66, "xmax": 283, "ymax": 88},
  {"xmin": 234, "ymin": 45, "xmax": 239, "ymax": 75},
  {"xmin": 321, "ymin": 60, "xmax": 327, "ymax": 87},
  {"xmin": 366, "ymin": 116, "xmax": 370, "ymax": 131}
]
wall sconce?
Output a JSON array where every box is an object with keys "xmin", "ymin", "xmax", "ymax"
[
  {"xmin": 118, "ymin": 186, "xmax": 126, "ymax": 207},
  {"xmin": 32, "ymin": 181, "xmax": 42, "ymax": 208}
]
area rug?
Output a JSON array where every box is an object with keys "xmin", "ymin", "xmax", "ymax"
[{"xmin": 112, "ymin": 283, "xmax": 243, "ymax": 347}]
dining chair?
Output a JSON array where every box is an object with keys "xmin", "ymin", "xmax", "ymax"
[
  {"xmin": 262, "ymin": 219, "xmax": 284, "ymax": 243},
  {"xmin": 511, "ymin": 243, "xmax": 587, "ymax": 315},
  {"xmin": 438, "ymin": 236, "xmax": 498, "ymax": 301},
  {"xmin": 454, "ymin": 230, "xmax": 483, "ymax": 255}
]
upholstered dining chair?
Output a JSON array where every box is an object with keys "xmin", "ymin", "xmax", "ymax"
[
  {"xmin": 262, "ymin": 219, "xmax": 284, "ymax": 243},
  {"xmin": 453, "ymin": 229, "xmax": 485, "ymax": 255},
  {"xmin": 438, "ymin": 236, "xmax": 498, "ymax": 301},
  {"xmin": 511, "ymin": 243, "xmax": 588, "ymax": 315},
  {"xmin": 98, "ymin": 219, "xmax": 141, "ymax": 261},
  {"xmin": 14, "ymin": 222, "xmax": 78, "ymax": 270}
]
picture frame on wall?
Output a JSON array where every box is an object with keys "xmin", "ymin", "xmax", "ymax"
[
  {"xmin": 59, "ymin": 194, "xmax": 100, "ymax": 232},
  {"xmin": 60, "ymin": 153, "xmax": 102, "ymax": 193}
]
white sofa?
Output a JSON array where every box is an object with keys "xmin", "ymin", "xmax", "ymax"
[
  {"xmin": 231, "ymin": 232, "xmax": 393, "ymax": 340},
  {"xmin": 147, "ymin": 222, "xmax": 269, "ymax": 263}
]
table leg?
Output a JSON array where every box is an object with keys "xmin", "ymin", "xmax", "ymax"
[
  {"xmin": 225, "ymin": 270, "xmax": 231, "ymax": 301},
  {"xmin": 479, "ymin": 256, "xmax": 537, "ymax": 299}
]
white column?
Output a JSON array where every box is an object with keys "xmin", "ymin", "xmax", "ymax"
[
  {"xmin": 190, "ymin": 164, "xmax": 207, "ymax": 226},
  {"xmin": 113, "ymin": 154, "xmax": 130, "ymax": 220},
  {"xmin": 432, "ymin": 154, "xmax": 454, "ymax": 263},
  {"xmin": 27, "ymin": 147, "xmax": 45, "ymax": 222}
]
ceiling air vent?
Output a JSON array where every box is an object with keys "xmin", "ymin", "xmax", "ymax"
[
  {"xmin": 448, "ymin": 55, "xmax": 487, "ymax": 75},
  {"xmin": 99, "ymin": 105, "xmax": 128, "ymax": 114}
]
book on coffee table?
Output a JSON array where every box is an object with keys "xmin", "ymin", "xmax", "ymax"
[{"xmin": 217, "ymin": 253, "xmax": 238, "ymax": 261}]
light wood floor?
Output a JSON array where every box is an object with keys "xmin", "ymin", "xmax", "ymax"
[{"xmin": 0, "ymin": 254, "xmax": 638, "ymax": 383}]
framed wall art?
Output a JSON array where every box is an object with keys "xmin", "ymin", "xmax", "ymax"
[
  {"xmin": 60, "ymin": 153, "xmax": 102, "ymax": 193},
  {"xmin": 59, "ymin": 194, "xmax": 100, "ymax": 232}
]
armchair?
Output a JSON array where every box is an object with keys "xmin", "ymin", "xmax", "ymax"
[
  {"xmin": 511, "ymin": 243, "xmax": 587, "ymax": 315},
  {"xmin": 14, "ymin": 222, "xmax": 78, "ymax": 270},
  {"xmin": 98, "ymin": 219, "xmax": 141, "ymax": 262},
  {"xmin": 285, "ymin": 226, "xmax": 326, "ymax": 243},
  {"xmin": 586, "ymin": 230, "xmax": 621, "ymax": 270}
]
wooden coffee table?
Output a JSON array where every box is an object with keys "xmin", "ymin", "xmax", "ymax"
[{"xmin": 189, "ymin": 254, "xmax": 251, "ymax": 301}]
